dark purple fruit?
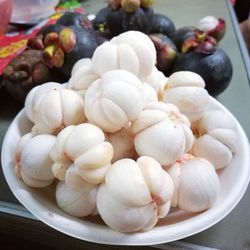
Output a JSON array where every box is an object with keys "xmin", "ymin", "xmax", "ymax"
[
  {"xmin": 2, "ymin": 49, "xmax": 65, "ymax": 102},
  {"xmin": 57, "ymin": 12, "xmax": 94, "ymax": 31},
  {"xmin": 172, "ymin": 26, "xmax": 196, "ymax": 52},
  {"xmin": 106, "ymin": 7, "xmax": 154, "ymax": 36},
  {"xmin": 94, "ymin": 7, "xmax": 109, "ymax": 32},
  {"xmin": 150, "ymin": 34, "xmax": 177, "ymax": 76},
  {"xmin": 38, "ymin": 24, "xmax": 65, "ymax": 37},
  {"xmin": 28, "ymin": 13, "xmax": 101, "ymax": 79},
  {"xmin": 172, "ymin": 48, "xmax": 233, "ymax": 96},
  {"xmin": 93, "ymin": 31, "xmax": 111, "ymax": 45},
  {"xmin": 150, "ymin": 13, "xmax": 175, "ymax": 37},
  {"xmin": 46, "ymin": 25, "xmax": 98, "ymax": 78}
]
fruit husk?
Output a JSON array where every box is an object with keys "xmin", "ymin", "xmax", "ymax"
[
  {"xmin": 172, "ymin": 48, "xmax": 233, "ymax": 96},
  {"xmin": 2, "ymin": 49, "xmax": 66, "ymax": 102},
  {"xmin": 30, "ymin": 13, "xmax": 100, "ymax": 79},
  {"xmin": 94, "ymin": 7, "xmax": 110, "ymax": 32},
  {"xmin": 106, "ymin": 7, "xmax": 154, "ymax": 36},
  {"xmin": 150, "ymin": 33, "xmax": 177, "ymax": 76},
  {"xmin": 150, "ymin": 13, "xmax": 176, "ymax": 37}
]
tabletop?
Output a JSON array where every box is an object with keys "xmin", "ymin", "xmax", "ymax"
[{"xmin": 1, "ymin": 0, "xmax": 250, "ymax": 249}]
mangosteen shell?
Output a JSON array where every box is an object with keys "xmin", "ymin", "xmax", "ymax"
[
  {"xmin": 38, "ymin": 24, "xmax": 65, "ymax": 37},
  {"xmin": 55, "ymin": 25, "xmax": 99, "ymax": 78},
  {"xmin": 172, "ymin": 26, "xmax": 196, "ymax": 52},
  {"xmin": 150, "ymin": 34, "xmax": 177, "ymax": 76},
  {"xmin": 172, "ymin": 48, "xmax": 233, "ymax": 96},
  {"xmin": 150, "ymin": 13, "xmax": 176, "ymax": 38},
  {"xmin": 94, "ymin": 7, "xmax": 109, "ymax": 32},
  {"xmin": 106, "ymin": 7, "xmax": 154, "ymax": 36},
  {"xmin": 57, "ymin": 12, "xmax": 94, "ymax": 31}
]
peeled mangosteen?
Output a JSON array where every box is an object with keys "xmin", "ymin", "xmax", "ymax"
[
  {"xmin": 149, "ymin": 34, "xmax": 177, "ymax": 76},
  {"xmin": 172, "ymin": 48, "xmax": 233, "ymax": 96},
  {"xmin": 172, "ymin": 26, "xmax": 196, "ymax": 52},
  {"xmin": 150, "ymin": 13, "xmax": 176, "ymax": 37}
]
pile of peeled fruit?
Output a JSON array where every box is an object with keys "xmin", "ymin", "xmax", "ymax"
[{"xmin": 15, "ymin": 31, "xmax": 238, "ymax": 233}]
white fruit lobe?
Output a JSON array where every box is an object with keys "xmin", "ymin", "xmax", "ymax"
[
  {"xmin": 132, "ymin": 102, "xmax": 194, "ymax": 166},
  {"xmin": 84, "ymin": 70, "xmax": 144, "ymax": 133},
  {"xmin": 163, "ymin": 71, "xmax": 210, "ymax": 122},
  {"xmin": 92, "ymin": 31, "xmax": 156, "ymax": 78},
  {"xmin": 96, "ymin": 156, "xmax": 173, "ymax": 232},
  {"xmin": 56, "ymin": 180, "xmax": 98, "ymax": 217},
  {"xmin": 192, "ymin": 110, "xmax": 238, "ymax": 169},
  {"xmin": 50, "ymin": 123, "xmax": 114, "ymax": 184},
  {"xmin": 168, "ymin": 154, "xmax": 220, "ymax": 212},
  {"xmin": 30, "ymin": 88, "xmax": 86, "ymax": 134},
  {"xmin": 17, "ymin": 134, "xmax": 56, "ymax": 188}
]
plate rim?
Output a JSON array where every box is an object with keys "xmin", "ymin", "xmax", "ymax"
[{"xmin": 1, "ymin": 97, "xmax": 250, "ymax": 246}]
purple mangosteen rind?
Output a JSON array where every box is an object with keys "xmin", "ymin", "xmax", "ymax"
[
  {"xmin": 150, "ymin": 13, "xmax": 176, "ymax": 38},
  {"xmin": 172, "ymin": 48, "xmax": 233, "ymax": 96},
  {"xmin": 2, "ymin": 49, "xmax": 66, "ymax": 102},
  {"xmin": 106, "ymin": 6, "xmax": 154, "ymax": 36},
  {"xmin": 150, "ymin": 33, "xmax": 177, "ymax": 75},
  {"xmin": 172, "ymin": 26, "xmax": 196, "ymax": 52},
  {"xmin": 208, "ymin": 18, "xmax": 226, "ymax": 42}
]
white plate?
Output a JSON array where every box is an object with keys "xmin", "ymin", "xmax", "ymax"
[{"xmin": 1, "ymin": 97, "xmax": 250, "ymax": 245}]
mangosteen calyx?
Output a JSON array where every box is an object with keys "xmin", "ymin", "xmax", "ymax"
[{"xmin": 2, "ymin": 49, "xmax": 66, "ymax": 102}]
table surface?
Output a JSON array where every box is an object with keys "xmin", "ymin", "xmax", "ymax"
[{"xmin": 1, "ymin": 0, "xmax": 250, "ymax": 249}]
